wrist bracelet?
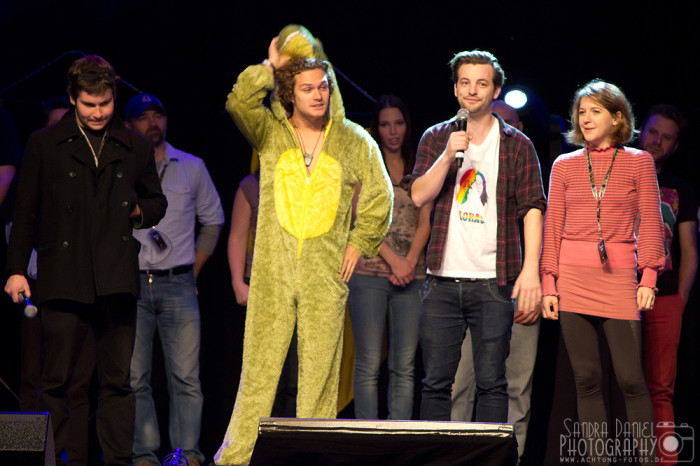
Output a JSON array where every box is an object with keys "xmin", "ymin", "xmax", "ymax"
[{"xmin": 262, "ymin": 58, "xmax": 275, "ymax": 72}]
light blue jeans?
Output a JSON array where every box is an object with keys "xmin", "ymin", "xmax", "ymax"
[
  {"xmin": 130, "ymin": 269, "xmax": 204, "ymax": 465},
  {"xmin": 347, "ymin": 274, "xmax": 422, "ymax": 420}
]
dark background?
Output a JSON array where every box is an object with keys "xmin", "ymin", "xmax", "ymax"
[{"xmin": 1, "ymin": 1, "xmax": 699, "ymax": 464}]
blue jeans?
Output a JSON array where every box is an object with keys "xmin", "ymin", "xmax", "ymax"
[
  {"xmin": 347, "ymin": 274, "xmax": 422, "ymax": 420},
  {"xmin": 130, "ymin": 269, "xmax": 204, "ymax": 465},
  {"xmin": 451, "ymin": 316, "xmax": 541, "ymax": 458},
  {"xmin": 419, "ymin": 277, "xmax": 514, "ymax": 422}
]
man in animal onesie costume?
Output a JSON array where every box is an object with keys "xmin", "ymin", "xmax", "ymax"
[{"xmin": 214, "ymin": 33, "xmax": 393, "ymax": 466}]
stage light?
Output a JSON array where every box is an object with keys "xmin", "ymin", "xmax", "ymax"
[{"xmin": 504, "ymin": 89, "xmax": 528, "ymax": 109}]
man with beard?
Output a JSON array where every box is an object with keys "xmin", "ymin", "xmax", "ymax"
[
  {"xmin": 638, "ymin": 104, "xmax": 698, "ymax": 464},
  {"xmin": 403, "ymin": 50, "xmax": 545, "ymax": 424},
  {"xmin": 125, "ymin": 93, "xmax": 224, "ymax": 466},
  {"xmin": 450, "ymin": 100, "xmax": 541, "ymax": 461}
]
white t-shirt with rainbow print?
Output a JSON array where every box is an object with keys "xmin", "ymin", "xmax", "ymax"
[{"xmin": 429, "ymin": 118, "xmax": 500, "ymax": 278}]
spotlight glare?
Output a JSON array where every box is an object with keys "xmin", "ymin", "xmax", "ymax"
[{"xmin": 504, "ymin": 89, "xmax": 528, "ymax": 109}]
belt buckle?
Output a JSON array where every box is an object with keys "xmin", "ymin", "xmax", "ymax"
[{"xmin": 454, "ymin": 277, "xmax": 478, "ymax": 283}]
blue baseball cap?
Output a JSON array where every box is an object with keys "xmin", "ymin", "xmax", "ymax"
[{"xmin": 125, "ymin": 93, "xmax": 165, "ymax": 121}]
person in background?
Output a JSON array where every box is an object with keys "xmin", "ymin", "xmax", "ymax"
[
  {"xmin": 229, "ymin": 170, "xmax": 259, "ymax": 309},
  {"xmin": 540, "ymin": 80, "xmax": 664, "ymax": 464},
  {"xmin": 347, "ymin": 95, "xmax": 431, "ymax": 420},
  {"xmin": 638, "ymin": 104, "xmax": 698, "ymax": 464},
  {"xmin": 125, "ymin": 92, "xmax": 224, "ymax": 466},
  {"xmin": 228, "ymin": 168, "xmax": 299, "ymax": 417},
  {"xmin": 44, "ymin": 96, "xmax": 72, "ymax": 126},
  {"xmin": 0, "ymin": 106, "xmax": 21, "ymax": 229}
]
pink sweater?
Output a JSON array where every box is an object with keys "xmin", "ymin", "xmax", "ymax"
[{"xmin": 540, "ymin": 146, "xmax": 665, "ymax": 296}]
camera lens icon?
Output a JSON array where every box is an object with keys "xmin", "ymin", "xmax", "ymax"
[
  {"xmin": 660, "ymin": 433, "xmax": 679, "ymax": 453},
  {"xmin": 657, "ymin": 422, "xmax": 694, "ymax": 463}
]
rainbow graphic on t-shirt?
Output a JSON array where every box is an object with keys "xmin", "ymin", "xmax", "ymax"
[
  {"xmin": 456, "ymin": 169, "xmax": 487, "ymax": 206},
  {"xmin": 659, "ymin": 186, "xmax": 679, "ymax": 271}
]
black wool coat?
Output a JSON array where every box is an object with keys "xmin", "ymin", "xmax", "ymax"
[{"xmin": 7, "ymin": 112, "xmax": 167, "ymax": 304}]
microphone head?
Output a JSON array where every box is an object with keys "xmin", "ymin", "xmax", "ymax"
[
  {"xmin": 18, "ymin": 291, "xmax": 38, "ymax": 318},
  {"xmin": 457, "ymin": 108, "xmax": 470, "ymax": 120},
  {"xmin": 24, "ymin": 304, "xmax": 38, "ymax": 318}
]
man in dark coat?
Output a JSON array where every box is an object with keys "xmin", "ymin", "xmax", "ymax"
[{"xmin": 4, "ymin": 55, "xmax": 167, "ymax": 466}]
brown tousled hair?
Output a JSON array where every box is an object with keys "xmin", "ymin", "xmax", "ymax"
[
  {"xmin": 565, "ymin": 79, "xmax": 635, "ymax": 147},
  {"xmin": 66, "ymin": 55, "xmax": 119, "ymax": 100},
  {"xmin": 448, "ymin": 50, "xmax": 505, "ymax": 88}
]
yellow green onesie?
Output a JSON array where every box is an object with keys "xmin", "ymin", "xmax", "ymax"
[{"xmin": 214, "ymin": 63, "xmax": 393, "ymax": 465}]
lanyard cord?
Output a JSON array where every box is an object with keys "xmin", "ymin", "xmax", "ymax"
[
  {"xmin": 158, "ymin": 160, "xmax": 168, "ymax": 183},
  {"xmin": 76, "ymin": 122, "xmax": 106, "ymax": 167},
  {"xmin": 586, "ymin": 147, "xmax": 619, "ymax": 241}
]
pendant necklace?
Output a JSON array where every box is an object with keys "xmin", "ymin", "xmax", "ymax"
[
  {"xmin": 76, "ymin": 119, "xmax": 107, "ymax": 167},
  {"xmin": 291, "ymin": 118, "xmax": 324, "ymax": 167}
]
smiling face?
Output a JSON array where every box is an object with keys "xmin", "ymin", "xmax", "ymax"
[
  {"xmin": 639, "ymin": 114, "xmax": 680, "ymax": 167},
  {"xmin": 453, "ymin": 64, "xmax": 501, "ymax": 119},
  {"xmin": 377, "ymin": 107, "xmax": 406, "ymax": 154},
  {"xmin": 577, "ymin": 96, "xmax": 620, "ymax": 148},
  {"xmin": 291, "ymin": 68, "xmax": 330, "ymax": 122},
  {"xmin": 70, "ymin": 89, "xmax": 114, "ymax": 131}
]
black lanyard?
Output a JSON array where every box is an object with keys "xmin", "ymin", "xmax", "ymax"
[
  {"xmin": 158, "ymin": 162, "xmax": 168, "ymax": 183},
  {"xmin": 586, "ymin": 147, "xmax": 619, "ymax": 241}
]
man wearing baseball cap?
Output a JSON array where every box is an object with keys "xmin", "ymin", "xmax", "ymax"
[{"xmin": 125, "ymin": 93, "xmax": 224, "ymax": 466}]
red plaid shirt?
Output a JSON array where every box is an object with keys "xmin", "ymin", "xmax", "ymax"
[{"xmin": 402, "ymin": 114, "xmax": 546, "ymax": 286}]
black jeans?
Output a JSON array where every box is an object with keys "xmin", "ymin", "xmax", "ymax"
[
  {"xmin": 560, "ymin": 311, "xmax": 655, "ymax": 464},
  {"xmin": 40, "ymin": 294, "xmax": 136, "ymax": 466}
]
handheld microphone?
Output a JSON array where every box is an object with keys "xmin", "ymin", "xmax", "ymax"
[
  {"xmin": 18, "ymin": 291, "xmax": 38, "ymax": 318},
  {"xmin": 163, "ymin": 448, "xmax": 187, "ymax": 466},
  {"xmin": 455, "ymin": 109, "xmax": 469, "ymax": 168}
]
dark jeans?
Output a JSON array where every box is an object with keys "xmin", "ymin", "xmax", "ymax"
[
  {"xmin": 41, "ymin": 294, "xmax": 136, "ymax": 466},
  {"xmin": 419, "ymin": 277, "xmax": 513, "ymax": 422}
]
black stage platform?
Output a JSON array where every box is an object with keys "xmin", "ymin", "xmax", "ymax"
[{"xmin": 250, "ymin": 417, "xmax": 517, "ymax": 466}]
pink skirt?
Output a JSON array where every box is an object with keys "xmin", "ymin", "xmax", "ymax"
[{"xmin": 558, "ymin": 263, "xmax": 640, "ymax": 320}]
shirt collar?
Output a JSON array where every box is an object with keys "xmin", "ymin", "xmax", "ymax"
[
  {"xmin": 448, "ymin": 112, "xmax": 515, "ymax": 137},
  {"xmin": 163, "ymin": 141, "xmax": 180, "ymax": 164},
  {"xmin": 53, "ymin": 111, "xmax": 134, "ymax": 150}
]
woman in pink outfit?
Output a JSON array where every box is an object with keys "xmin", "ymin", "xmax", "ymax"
[{"xmin": 540, "ymin": 80, "xmax": 665, "ymax": 465}]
